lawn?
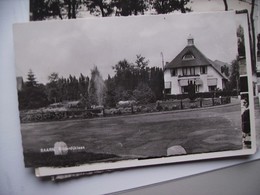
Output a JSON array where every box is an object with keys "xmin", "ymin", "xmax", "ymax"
[{"xmin": 21, "ymin": 103, "xmax": 243, "ymax": 167}]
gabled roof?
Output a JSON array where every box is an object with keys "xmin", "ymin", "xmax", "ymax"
[
  {"xmin": 164, "ymin": 44, "xmax": 228, "ymax": 80},
  {"xmin": 165, "ymin": 45, "xmax": 211, "ymax": 69},
  {"xmin": 207, "ymin": 59, "xmax": 229, "ymax": 80}
]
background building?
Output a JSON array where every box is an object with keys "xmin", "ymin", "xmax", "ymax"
[{"xmin": 164, "ymin": 36, "xmax": 229, "ymax": 95}]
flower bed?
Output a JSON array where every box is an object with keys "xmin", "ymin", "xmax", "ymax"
[{"xmin": 20, "ymin": 97, "xmax": 231, "ymax": 123}]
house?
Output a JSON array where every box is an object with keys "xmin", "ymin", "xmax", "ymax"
[{"xmin": 164, "ymin": 36, "xmax": 229, "ymax": 95}]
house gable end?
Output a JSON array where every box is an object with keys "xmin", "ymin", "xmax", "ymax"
[{"xmin": 165, "ymin": 45, "xmax": 211, "ymax": 69}]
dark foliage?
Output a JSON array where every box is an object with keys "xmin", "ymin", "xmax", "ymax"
[
  {"xmin": 187, "ymin": 80, "xmax": 196, "ymax": 101},
  {"xmin": 18, "ymin": 70, "xmax": 49, "ymax": 109},
  {"xmin": 113, "ymin": 0, "xmax": 148, "ymax": 16},
  {"xmin": 18, "ymin": 55, "xmax": 164, "ymax": 110},
  {"xmin": 152, "ymin": 0, "xmax": 191, "ymax": 14},
  {"xmin": 30, "ymin": 0, "xmax": 191, "ymax": 20}
]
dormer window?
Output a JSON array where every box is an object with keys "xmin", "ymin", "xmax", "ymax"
[
  {"xmin": 183, "ymin": 54, "xmax": 195, "ymax": 60},
  {"xmin": 182, "ymin": 51, "xmax": 195, "ymax": 60}
]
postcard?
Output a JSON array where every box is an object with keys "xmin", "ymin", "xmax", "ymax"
[{"xmin": 13, "ymin": 11, "xmax": 256, "ymax": 176}]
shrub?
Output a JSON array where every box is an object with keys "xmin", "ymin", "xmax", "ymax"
[
  {"xmin": 164, "ymin": 106, "xmax": 169, "ymax": 111},
  {"xmin": 156, "ymin": 105, "xmax": 163, "ymax": 111}
]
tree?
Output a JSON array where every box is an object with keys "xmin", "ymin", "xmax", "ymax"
[
  {"xmin": 46, "ymin": 72, "xmax": 61, "ymax": 103},
  {"xmin": 228, "ymin": 58, "xmax": 240, "ymax": 92},
  {"xmin": 133, "ymin": 82, "xmax": 155, "ymax": 104},
  {"xmin": 187, "ymin": 80, "xmax": 196, "ymax": 100},
  {"xmin": 30, "ymin": 0, "xmax": 82, "ymax": 20},
  {"xmin": 19, "ymin": 70, "xmax": 49, "ymax": 109},
  {"xmin": 30, "ymin": 0, "xmax": 48, "ymax": 21},
  {"xmin": 237, "ymin": 25, "xmax": 246, "ymax": 57},
  {"xmin": 113, "ymin": 59, "xmax": 135, "ymax": 90},
  {"xmin": 111, "ymin": 55, "xmax": 164, "ymax": 103},
  {"xmin": 221, "ymin": 65, "xmax": 230, "ymax": 77},
  {"xmin": 113, "ymin": 0, "xmax": 149, "ymax": 16},
  {"xmin": 135, "ymin": 54, "xmax": 149, "ymax": 70},
  {"xmin": 178, "ymin": 0, "xmax": 191, "ymax": 13},
  {"xmin": 26, "ymin": 69, "xmax": 37, "ymax": 87},
  {"xmin": 104, "ymin": 75, "xmax": 117, "ymax": 107},
  {"xmin": 149, "ymin": 67, "xmax": 164, "ymax": 100},
  {"xmin": 78, "ymin": 73, "xmax": 90, "ymax": 98},
  {"xmin": 152, "ymin": 0, "xmax": 191, "ymax": 14},
  {"xmin": 85, "ymin": 0, "xmax": 114, "ymax": 17}
]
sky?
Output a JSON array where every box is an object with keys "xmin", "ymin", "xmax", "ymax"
[{"xmin": 14, "ymin": 11, "xmax": 239, "ymax": 84}]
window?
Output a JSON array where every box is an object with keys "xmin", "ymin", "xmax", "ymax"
[
  {"xmin": 170, "ymin": 69, "xmax": 177, "ymax": 76},
  {"xmin": 195, "ymin": 85, "xmax": 199, "ymax": 92},
  {"xmin": 200, "ymin": 66, "xmax": 207, "ymax": 74},
  {"xmin": 182, "ymin": 51, "xmax": 195, "ymax": 60},
  {"xmin": 165, "ymin": 82, "xmax": 171, "ymax": 89},
  {"xmin": 183, "ymin": 54, "xmax": 195, "ymax": 60},
  {"xmin": 182, "ymin": 67, "xmax": 195, "ymax": 76},
  {"xmin": 182, "ymin": 86, "xmax": 189, "ymax": 93},
  {"xmin": 182, "ymin": 68, "xmax": 187, "ymax": 76},
  {"xmin": 190, "ymin": 67, "xmax": 195, "ymax": 75},
  {"xmin": 208, "ymin": 86, "xmax": 217, "ymax": 92},
  {"xmin": 164, "ymin": 89, "xmax": 171, "ymax": 94}
]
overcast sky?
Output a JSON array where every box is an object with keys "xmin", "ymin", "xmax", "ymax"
[{"xmin": 14, "ymin": 11, "xmax": 238, "ymax": 84}]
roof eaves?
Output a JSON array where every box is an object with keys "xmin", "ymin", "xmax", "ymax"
[{"xmin": 208, "ymin": 59, "xmax": 229, "ymax": 80}]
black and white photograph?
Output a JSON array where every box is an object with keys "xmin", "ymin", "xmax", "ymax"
[{"xmin": 13, "ymin": 11, "xmax": 256, "ymax": 174}]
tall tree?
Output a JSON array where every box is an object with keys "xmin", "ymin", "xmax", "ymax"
[
  {"xmin": 112, "ymin": 56, "xmax": 164, "ymax": 102},
  {"xmin": 149, "ymin": 67, "xmax": 164, "ymax": 100},
  {"xmin": 26, "ymin": 69, "xmax": 37, "ymax": 87},
  {"xmin": 30, "ymin": 0, "xmax": 82, "ymax": 20},
  {"xmin": 135, "ymin": 54, "xmax": 149, "ymax": 70},
  {"xmin": 85, "ymin": 0, "xmax": 114, "ymax": 17},
  {"xmin": 113, "ymin": 0, "xmax": 148, "ymax": 16},
  {"xmin": 152, "ymin": 0, "xmax": 178, "ymax": 14},
  {"xmin": 237, "ymin": 25, "xmax": 246, "ymax": 57},
  {"xmin": 78, "ymin": 73, "xmax": 90, "ymax": 98},
  {"xmin": 228, "ymin": 58, "xmax": 240, "ymax": 92},
  {"xmin": 113, "ymin": 59, "xmax": 135, "ymax": 90},
  {"xmin": 104, "ymin": 75, "xmax": 117, "ymax": 107},
  {"xmin": 30, "ymin": 0, "xmax": 48, "ymax": 20},
  {"xmin": 46, "ymin": 72, "xmax": 61, "ymax": 103},
  {"xmin": 19, "ymin": 70, "xmax": 48, "ymax": 109},
  {"xmin": 152, "ymin": 0, "xmax": 191, "ymax": 14}
]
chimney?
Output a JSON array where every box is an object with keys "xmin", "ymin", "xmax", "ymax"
[{"xmin": 187, "ymin": 34, "xmax": 194, "ymax": 46}]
